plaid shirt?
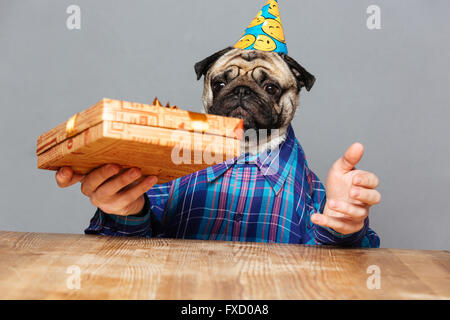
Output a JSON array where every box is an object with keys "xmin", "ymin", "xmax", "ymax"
[{"xmin": 86, "ymin": 126, "xmax": 380, "ymax": 247}]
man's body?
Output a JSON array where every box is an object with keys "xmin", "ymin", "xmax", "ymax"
[
  {"xmin": 81, "ymin": 125, "xmax": 380, "ymax": 247},
  {"xmin": 55, "ymin": 43, "xmax": 381, "ymax": 247},
  {"xmin": 57, "ymin": 125, "xmax": 381, "ymax": 247}
]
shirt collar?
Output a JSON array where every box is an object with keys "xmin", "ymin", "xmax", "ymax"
[
  {"xmin": 206, "ymin": 125, "xmax": 300, "ymax": 195},
  {"xmin": 206, "ymin": 156, "xmax": 236, "ymax": 182}
]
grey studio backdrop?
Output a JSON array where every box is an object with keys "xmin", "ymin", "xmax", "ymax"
[{"xmin": 0, "ymin": 0, "xmax": 449, "ymax": 250}]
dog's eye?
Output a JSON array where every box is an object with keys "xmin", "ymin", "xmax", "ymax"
[
  {"xmin": 264, "ymin": 83, "xmax": 279, "ymax": 96},
  {"xmin": 213, "ymin": 81, "xmax": 226, "ymax": 93}
]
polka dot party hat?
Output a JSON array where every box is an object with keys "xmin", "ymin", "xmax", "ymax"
[{"xmin": 234, "ymin": 0, "xmax": 287, "ymax": 55}]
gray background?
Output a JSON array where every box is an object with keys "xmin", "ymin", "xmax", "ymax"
[{"xmin": 0, "ymin": 0, "xmax": 448, "ymax": 250}]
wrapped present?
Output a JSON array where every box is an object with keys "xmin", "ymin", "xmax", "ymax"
[{"xmin": 37, "ymin": 98, "xmax": 243, "ymax": 183}]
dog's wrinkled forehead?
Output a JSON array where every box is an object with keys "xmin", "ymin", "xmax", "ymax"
[{"xmin": 206, "ymin": 49, "xmax": 296, "ymax": 88}]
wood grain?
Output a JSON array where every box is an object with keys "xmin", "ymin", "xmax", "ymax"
[
  {"xmin": 37, "ymin": 121, "xmax": 241, "ymax": 184},
  {"xmin": 0, "ymin": 231, "xmax": 448, "ymax": 300},
  {"xmin": 36, "ymin": 98, "xmax": 243, "ymax": 184},
  {"xmin": 36, "ymin": 98, "xmax": 244, "ymax": 155}
]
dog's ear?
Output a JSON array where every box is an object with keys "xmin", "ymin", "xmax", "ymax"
[
  {"xmin": 279, "ymin": 53, "xmax": 316, "ymax": 92},
  {"xmin": 194, "ymin": 47, "xmax": 234, "ymax": 81}
]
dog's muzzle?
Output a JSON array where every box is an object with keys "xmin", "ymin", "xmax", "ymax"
[{"xmin": 209, "ymin": 84, "xmax": 279, "ymax": 130}]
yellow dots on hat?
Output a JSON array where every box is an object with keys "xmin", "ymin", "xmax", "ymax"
[
  {"xmin": 253, "ymin": 34, "xmax": 277, "ymax": 51},
  {"xmin": 266, "ymin": 0, "xmax": 280, "ymax": 17},
  {"xmin": 248, "ymin": 15, "xmax": 266, "ymax": 28},
  {"xmin": 234, "ymin": 34, "xmax": 256, "ymax": 49},
  {"xmin": 262, "ymin": 19, "xmax": 285, "ymax": 43}
]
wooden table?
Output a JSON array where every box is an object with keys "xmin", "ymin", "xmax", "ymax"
[{"xmin": 0, "ymin": 231, "xmax": 448, "ymax": 300}]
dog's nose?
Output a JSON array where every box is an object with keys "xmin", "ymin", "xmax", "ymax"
[{"xmin": 233, "ymin": 86, "xmax": 252, "ymax": 98}]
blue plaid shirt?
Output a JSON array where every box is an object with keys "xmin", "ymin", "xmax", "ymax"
[{"xmin": 86, "ymin": 125, "xmax": 380, "ymax": 247}]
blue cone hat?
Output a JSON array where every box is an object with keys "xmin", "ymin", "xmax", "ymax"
[{"xmin": 234, "ymin": 0, "xmax": 287, "ymax": 55}]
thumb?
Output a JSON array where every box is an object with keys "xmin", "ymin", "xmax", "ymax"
[{"xmin": 334, "ymin": 142, "xmax": 365, "ymax": 172}]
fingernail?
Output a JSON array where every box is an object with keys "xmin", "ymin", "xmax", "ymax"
[
  {"xmin": 60, "ymin": 168, "xmax": 68, "ymax": 177},
  {"xmin": 351, "ymin": 189, "xmax": 360, "ymax": 197},
  {"xmin": 148, "ymin": 176, "xmax": 158, "ymax": 184},
  {"xmin": 129, "ymin": 168, "xmax": 141, "ymax": 178},
  {"xmin": 311, "ymin": 214, "xmax": 321, "ymax": 223},
  {"xmin": 355, "ymin": 177, "xmax": 362, "ymax": 185},
  {"xmin": 107, "ymin": 165, "xmax": 118, "ymax": 175}
]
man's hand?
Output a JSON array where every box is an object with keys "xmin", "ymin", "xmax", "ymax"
[
  {"xmin": 55, "ymin": 164, "xmax": 158, "ymax": 216},
  {"xmin": 311, "ymin": 143, "xmax": 381, "ymax": 235}
]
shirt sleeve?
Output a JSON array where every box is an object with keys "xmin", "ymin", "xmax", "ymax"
[
  {"xmin": 84, "ymin": 181, "xmax": 174, "ymax": 238},
  {"xmin": 306, "ymin": 166, "xmax": 381, "ymax": 248},
  {"xmin": 84, "ymin": 192, "xmax": 153, "ymax": 237}
]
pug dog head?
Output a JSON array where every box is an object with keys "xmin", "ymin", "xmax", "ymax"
[{"xmin": 194, "ymin": 47, "xmax": 315, "ymax": 151}]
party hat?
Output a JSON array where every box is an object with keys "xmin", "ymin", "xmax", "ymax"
[{"xmin": 234, "ymin": 0, "xmax": 287, "ymax": 55}]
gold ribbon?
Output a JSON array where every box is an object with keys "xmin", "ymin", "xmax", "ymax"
[{"xmin": 66, "ymin": 114, "xmax": 78, "ymax": 138}]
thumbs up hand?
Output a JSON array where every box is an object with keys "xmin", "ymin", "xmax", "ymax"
[{"xmin": 311, "ymin": 143, "xmax": 381, "ymax": 235}]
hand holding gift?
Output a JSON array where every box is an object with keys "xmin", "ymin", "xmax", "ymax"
[
  {"xmin": 38, "ymin": 98, "xmax": 243, "ymax": 216},
  {"xmin": 56, "ymin": 165, "xmax": 158, "ymax": 216}
]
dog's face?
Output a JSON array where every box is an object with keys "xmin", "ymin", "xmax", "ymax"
[{"xmin": 194, "ymin": 48, "xmax": 315, "ymax": 133}]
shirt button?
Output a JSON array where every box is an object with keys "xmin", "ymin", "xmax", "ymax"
[{"xmin": 235, "ymin": 214, "xmax": 243, "ymax": 222}]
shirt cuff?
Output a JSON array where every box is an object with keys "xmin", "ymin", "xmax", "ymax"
[
  {"xmin": 84, "ymin": 194, "xmax": 152, "ymax": 237},
  {"xmin": 313, "ymin": 217, "xmax": 370, "ymax": 247}
]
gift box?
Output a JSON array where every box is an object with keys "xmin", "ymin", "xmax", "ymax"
[{"xmin": 37, "ymin": 98, "xmax": 243, "ymax": 183}]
